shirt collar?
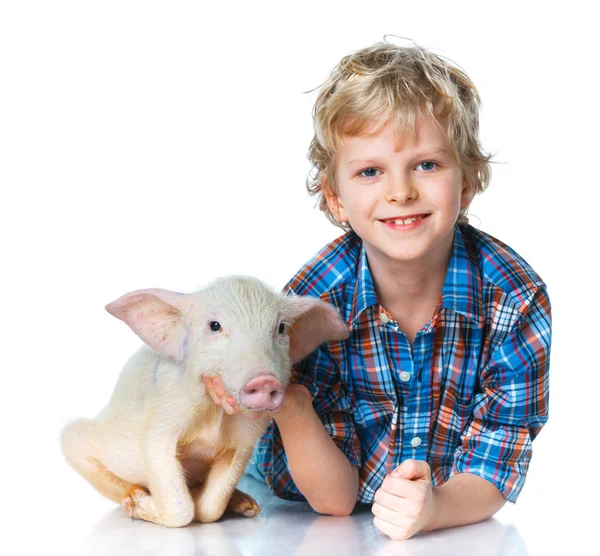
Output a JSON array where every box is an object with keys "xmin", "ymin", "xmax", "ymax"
[
  {"xmin": 349, "ymin": 225, "xmax": 483, "ymax": 327},
  {"xmin": 349, "ymin": 242, "xmax": 379, "ymax": 326},
  {"xmin": 441, "ymin": 225, "xmax": 483, "ymax": 324}
]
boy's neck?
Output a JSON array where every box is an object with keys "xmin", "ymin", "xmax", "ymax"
[{"xmin": 365, "ymin": 233, "xmax": 453, "ymax": 314}]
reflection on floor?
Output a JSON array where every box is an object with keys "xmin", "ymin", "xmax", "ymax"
[{"xmin": 72, "ymin": 475, "xmax": 527, "ymax": 556}]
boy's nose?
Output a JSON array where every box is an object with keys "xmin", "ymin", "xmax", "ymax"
[{"xmin": 385, "ymin": 176, "xmax": 418, "ymax": 203}]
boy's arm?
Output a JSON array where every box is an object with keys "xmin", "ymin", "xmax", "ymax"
[
  {"xmin": 451, "ymin": 286, "xmax": 551, "ymax": 502},
  {"xmin": 372, "ymin": 459, "xmax": 505, "ymax": 540},
  {"xmin": 204, "ymin": 363, "xmax": 361, "ymax": 516},
  {"xmin": 272, "ymin": 384, "xmax": 359, "ymax": 516},
  {"xmin": 374, "ymin": 286, "xmax": 551, "ymax": 539},
  {"xmin": 427, "ymin": 470, "xmax": 506, "ymax": 530}
]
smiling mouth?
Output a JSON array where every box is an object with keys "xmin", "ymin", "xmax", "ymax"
[{"xmin": 380, "ymin": 214, "xmax": 430, "ymax": 225}]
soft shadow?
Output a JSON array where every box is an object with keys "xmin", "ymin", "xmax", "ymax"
[
  {"xmin": 74, "ymin": 476, "xmax": 311, "ymax": 556},
  {"xmin": 369, "ymin": 516, "xmax": 528, "ymax": 556},
  {"xmin": 287, "ymin": 506, "xmax": 527, "ymax": 556},
  {"xmin": 74, "ymin": 478, "xmax": 528, "ymax": 556},
  {"xmin": 74, "ymin": 508, "xmax": 247, "ymax": 556}
]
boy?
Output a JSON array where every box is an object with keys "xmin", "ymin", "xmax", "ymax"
[{"xmin": 204, "ymin": 41, "xmax": 551, "ymax": 540}]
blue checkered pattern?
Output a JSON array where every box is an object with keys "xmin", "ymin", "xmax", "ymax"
[{"xmin": 251, "ymin": 224, "xmax": 551, "ymax": 504}]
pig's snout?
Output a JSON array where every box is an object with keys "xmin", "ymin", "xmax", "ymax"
[{"xmin": 239, "ymin": 375, "xmax": 285, "ymax": 411}]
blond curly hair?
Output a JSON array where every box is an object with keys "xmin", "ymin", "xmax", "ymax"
[{"xmin": 306, "ymin": 40, "xmax": 492, "ymax": 230}]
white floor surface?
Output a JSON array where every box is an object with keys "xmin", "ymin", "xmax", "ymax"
[{"xmin": 6, "ymin": 457, "xmax": 594, "ymax": 556}]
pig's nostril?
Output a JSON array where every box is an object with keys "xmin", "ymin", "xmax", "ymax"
[{"xmin": 240, "ymin": 376, "xmax": 285, "ymax": 410}]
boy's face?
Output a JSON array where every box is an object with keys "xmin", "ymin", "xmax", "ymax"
[{"xmin": 327, "ymin": 114, "xmax": 471, "ymax": 268}]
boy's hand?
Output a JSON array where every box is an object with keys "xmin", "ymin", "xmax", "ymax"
[
  {"xmin": 372, "ymin": 459, "xmax": 438, "ymax": 540},
  {"xmin": 202, "ymin": 375, "xmax": 311, "ymax": 420},
  {"xmin": 202, "ymin": 375, "xmax": 254, "ymax": 417}
]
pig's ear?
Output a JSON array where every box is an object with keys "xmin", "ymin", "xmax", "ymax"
[
  {"xmin": 287, "ymin": 296, "xmax": 349, "ymax": 363},
  {"xmin": 105, "ymin": 289, "xmax": 188, "ymax": 362}
]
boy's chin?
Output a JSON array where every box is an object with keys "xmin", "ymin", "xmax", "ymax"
[{"xmin": 363, "ymin": 238, "xmax": 433, "ymax": 262}]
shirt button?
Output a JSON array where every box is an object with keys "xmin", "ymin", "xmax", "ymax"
[
  {"xmin": 399, "ymin": 371, "xmax": 411, "ymax": 382},
  {"xmin": 380, "ymin": 313, "xmax": 389, "ymax": 324},
  {"xmin": 410, "ymin": 436, "xmax": 422, "ymax": 448}
]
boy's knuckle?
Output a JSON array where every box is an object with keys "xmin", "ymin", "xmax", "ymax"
[
  {"xmin": 392, "ymin": 529, "xmax": 410, "ymax": 541},
  {"xmin": 382, "ymin": 476, "xmax": 394, "ymax": 491}
]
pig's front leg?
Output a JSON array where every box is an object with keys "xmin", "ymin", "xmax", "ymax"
[
  {"xmin": 192, "ymin": 445, "xmax": 255, "ymax": 523},
  {"xmin": 125, "ymin": 434, "xmax": 194, "ymax": 528}
]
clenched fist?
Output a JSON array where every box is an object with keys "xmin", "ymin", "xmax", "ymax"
[{"xmin": 372, "ymin": 459, "xmax": 438, "ymax": 540}]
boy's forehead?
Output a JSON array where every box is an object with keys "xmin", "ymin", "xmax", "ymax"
[{"xmin": 337, "ymin": 114, "xmax": 451, "ymax": 158}]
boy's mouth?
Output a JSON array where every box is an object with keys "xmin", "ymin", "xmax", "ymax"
[{"xmin": 379, "ymin": 214, "xmax": 430, "ymax": 225}]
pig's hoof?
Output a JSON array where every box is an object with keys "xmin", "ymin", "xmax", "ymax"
[
  {"xmin": 228, "ymin": 489, "xmax": 261, "ymax": 517},
  {"xmin": 121, "ymin": 485, "xmax": 150, "ymax": 518}
]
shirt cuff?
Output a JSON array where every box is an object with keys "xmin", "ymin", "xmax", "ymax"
[{"xmin": 451, "ymin": 425, "xmax": 533, "ymax": 503}]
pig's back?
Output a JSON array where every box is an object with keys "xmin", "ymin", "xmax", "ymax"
[{"xmin": 95, "ymin": 345, "xmax": 164, "ymax": 424}]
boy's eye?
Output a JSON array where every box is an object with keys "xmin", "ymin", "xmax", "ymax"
[
  {"xmin": 416, "ymin": 161, "xmax": 438, "ymax": 172},
  {"xmin": 358, "ymin": 168, "xmax": 380, "ymax": 179}
]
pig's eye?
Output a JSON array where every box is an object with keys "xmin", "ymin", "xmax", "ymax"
[
  {"xmin": 278, "ymin": 323, "xmax": 285, "ymax": 334},
  {"xmin": 209, "ymin": 321, "xmax": 221, "ymax": 332}
]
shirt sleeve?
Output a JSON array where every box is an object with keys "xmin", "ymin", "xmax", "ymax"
[
  {"xmin": 451, "ymin": 285, "xmax": 551, "ymax": 502},
  {"xmin": 254, "ymin": 343, "xmax": 361, "ymax": 502}
]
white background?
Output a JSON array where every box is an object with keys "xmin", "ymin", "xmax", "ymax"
[{"xmin": 1, "ymin": 1, "xmax": 597, "ymax": 554}]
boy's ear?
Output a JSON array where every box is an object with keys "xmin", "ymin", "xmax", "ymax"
[
  {"xmin": 460, "ymin": 175, "xmax": 476, "ymax": 209},
  {"xmin": 322, "ymin": 175, "xmax": 348, "ymax": 223}
]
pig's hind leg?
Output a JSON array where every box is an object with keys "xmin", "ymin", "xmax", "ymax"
[
  {"xmin": 61, "ymin": 418, "xmax": 133, "ymax": 504},
  {"xmin": 61, "ymin": 419, "xmax": 164, "ymax": 523}
]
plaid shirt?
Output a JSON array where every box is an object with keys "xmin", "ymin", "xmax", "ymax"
[{"xmin": 253, "ymin": 223, "xmax": 551, "ymax": 504}]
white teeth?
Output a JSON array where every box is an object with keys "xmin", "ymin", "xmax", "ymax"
[{"xmin": 393, "ymin": 217, "xmax": 418, "ymax": 225}]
